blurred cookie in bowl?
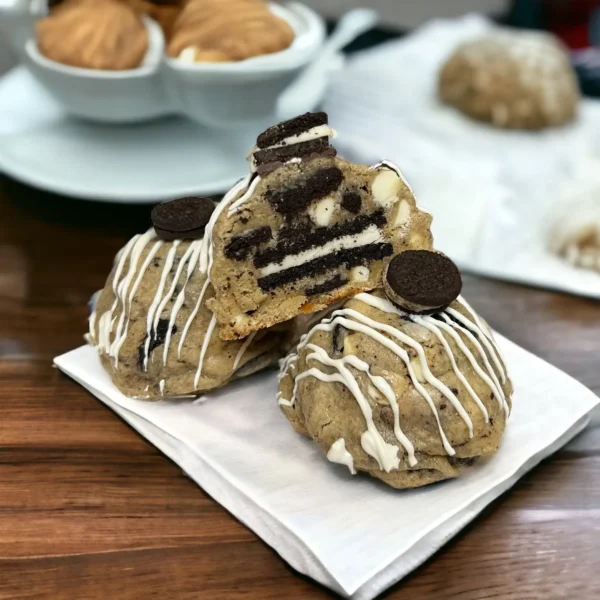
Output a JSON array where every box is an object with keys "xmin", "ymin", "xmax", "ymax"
[
  {"xmin": 439, "ymin": 29, "xmax": 580, "ymax": 130},
  {"xmin": 127, "ymin": 0, "xmax": 183, "ymax": 40},
  {"xmin": 279, "ymin": 251, "xmax": 513, "ymax": 489},
  {"xmin": 167, "ymin": 0, "xmax": 295, "ymax": 63},
  {"xmin": 36, "ymin": 0, "xmax": 149, "ymax": 70}
]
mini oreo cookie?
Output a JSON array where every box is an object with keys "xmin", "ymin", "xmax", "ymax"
[
  {"xmin": 254, "ymin": 138, "xmax": 337, "ymax": 174},
  {"xmin": 151, "ymin": 197, "xmax": 215, "ymax": 240},
  {"xmin": 383, "ymin": 250, "xmax": 462, "ymax": 314},
  {"xmin": 256, "ymin": 112, "xmax": 328, "ymax": 149}
]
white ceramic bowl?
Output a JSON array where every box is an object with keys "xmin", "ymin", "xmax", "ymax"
[
  {"xmin": 20, "ymin": 2, "xmax": 325, "ymax": 127},
  {"xmin": 24, "ymin": 16, "xmax": 170, "ymax": 123},
  {"xmin": 162, "ymin": 2, "xmax": 326, "ymax": 127}
]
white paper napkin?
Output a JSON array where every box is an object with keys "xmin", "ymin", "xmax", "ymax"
[
  {"xmin": 54, "ymin": 335, "xmax": 598, "ymax": 600},
  {"xmin": 324, "ymin": 15, "xmax": 600, "ymax": 299}
]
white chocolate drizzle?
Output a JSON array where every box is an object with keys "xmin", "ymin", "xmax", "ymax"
[
  {"xmin": 233, "ymin": 331, "xmax": 258, "ymax": 371},
  {"xmin": 294, "ymin": 344, "xmax": 401, "ymax": 472},
  {"xmin": 89, "ymin": 174, "xmax": 266, "ymax": 395},
  {"xmin": 327, "ymin": 439, "xmax": 356, "ymax": 475},
  {"xmin": 279, "ymin": 292, "xmax": 509, "ymax": 469}
]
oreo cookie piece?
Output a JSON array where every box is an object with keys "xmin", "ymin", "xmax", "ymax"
[
  {"xmin": 252, "ymin": 112, "xmax": 336, "ymax": 174},
  {"xmin": 383, "ymin": 250, "xmax": 462, "ymax": 314},
  {"xmin": 152, "ymin": 197, "xmax": 215, "ymax": 241},
  {"xmin": 265, "ymin": 167, "xmax": 344, "ymax": 217},
  {"xmin": 257, "ymin": 112, "xmax": 328, "ymax": 149},
  {"xmin": 254, "ymin": 139, "xmax": 337, "ymax": 175}
]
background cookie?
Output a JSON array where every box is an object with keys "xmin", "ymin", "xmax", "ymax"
[{"xmin": 438, "ymin": 30, "xmax": 580, "ymax": 130}]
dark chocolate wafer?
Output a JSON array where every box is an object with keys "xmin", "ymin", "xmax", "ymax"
[
  {"xmin": 152, "ymin": 197, "xmax": 215, "ymax": 240},
  {"xmin": 384, "ymin": 250, "xmax": 462, "ymax": 313},
  {"xmin": 256, "ymin": 112, "xmax": 328, "ymax": 149}
]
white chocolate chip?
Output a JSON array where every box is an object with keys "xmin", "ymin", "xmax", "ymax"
[
  {"xmin": 309, "ymin": 197, "xmax": 336, "ymax": 227},
  {"xmin": 372, "ymin": 169, "xmax": 402, "ymax": 209},
  {"xmin": 178, "ymin": 47, "xmax": 198, "ymax": 63},
  {"xmin": 394, "ymin": 199, "xmax": 411, "ymax": 228},
  {"xmin": 410, "ymin": 357, "xmax": 425, "ymax": 383},
  {"xmin": 343, "ymin": 334, "xmax": 359, "ymax": 357},
  {"xmin": 350, "ymin": 266, "xmax": 370, "ymax": 282}
]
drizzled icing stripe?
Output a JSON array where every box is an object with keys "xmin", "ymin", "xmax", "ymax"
[
  {"xmin": 456, "ymin": 296, "xmax": 509, "ymax": 376},
  {"xmin": 440, "ymin": 313, "xmax": 509, "ymax": 415},
  {"xmin": 354, "ymin": 293, "xmax": 508, "ymax": 414},
  {"xmin": 327, "ymin": 439, "xmax": 356, "ymax": 474},
  {"xmin": 111, "ymin": 238, "xmax": 163, "ymax": 365},
  {"xmin": 148, "ymin": 242, "xmax": 198, "ymax": 360},
  {"xmin": 162, "ymin": 240, "xmax": 204, "ymax": 365},
  {"xmin": 142, "ymin": 241, "xmax": 180, "ymax": 371},
  {"xmin": 194, "ymin": 314, "xmax": 218, "ymax": 389},
  {"xmin": 294, "ymin": 344, "xmax": 401, "ymax": 472},
  {"xmin": 226, "ymin": 175, "xmax": 263, "ymax": 217},
  {"xmin": 446, "ymin": 307, "xmax": 507, "ymax": 385},
  {"xmin": 233, "ymin": 331, "xmax": 258, "ymax": 371},
  {"xmin": 305, "ymin": 343, "xmax": 416, "ymax": 466},
  {"xmin": 96, "ymin": 234, "xmax": 141, "ymax": 352},
  {"xmin": 110, "ymin": 230, "xmax": 160, "ymax": 364}
]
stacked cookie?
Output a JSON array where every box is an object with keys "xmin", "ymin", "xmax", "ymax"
[{"xmin": 91, "ymin": 112, "xmax": 513, "ymax": 488}]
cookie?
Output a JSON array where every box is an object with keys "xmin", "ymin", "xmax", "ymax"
[
  {"xmin": 89, "ymin": 229, "xmax": 291, "ymax": 400},
  {"xmin": 439, "ymin": 30, "xmax": 580, "ymax": 130},
  {"xmin": 167, "ymin": 0, "xmax": 294, "ymax": 62},
  {"xmin": 383, "ymin": 250, "xmax": 462, "ymax": 313},
  {"xmin": 279, "ymin": 291, "xmax": 513, "ymax": 489},
  {"xmin": 205, "ymin": 115, "xmax": 433, "ymax": 340},
  {"xmin": 151, "ymin": 197, "xmax": 215, "ymax": 240},
  {"xmin": 36, "ymin": 0, "xmax": 149, "ymax": 71},
  {"xmin": 251, "ymin": 112, "xmax": 338, "ymax": 175}
]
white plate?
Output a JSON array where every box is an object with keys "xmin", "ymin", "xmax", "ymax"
[{"xmin": 0, "ymin": 68, "xmax": 269, "ymax": 202}]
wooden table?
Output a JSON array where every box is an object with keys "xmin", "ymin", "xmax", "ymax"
[{"xmin": 1, "ymin": 176, "xmax": 599, "ymax": 600}]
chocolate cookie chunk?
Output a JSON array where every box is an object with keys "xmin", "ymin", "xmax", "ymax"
[
  {"xmin": 151, "ymin": 197, "xmax": 215, "ymax": 240},
  {"xmin": 384, "ymin": 250, "xmax": 462, "ymax": 313},
  {"xmin": 257, "ymin": 112, "xmax": 328, "ymax": 149},
  {"xmin": 252, "ymin": 112, "xmax": 336, "ymax": 174}
]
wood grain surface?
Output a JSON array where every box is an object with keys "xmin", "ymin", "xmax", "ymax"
[{"xmin": 0, "ymin": 176, "xmax": 599, "ymax": 600}]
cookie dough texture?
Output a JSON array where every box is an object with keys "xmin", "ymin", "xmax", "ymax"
[
  {"xmin": 167, "ymin": 0, "xmax": 294, "ymax": 62},
  {"xmin": 439, "ymin": 30, "xmax": 580, "ymax": 130},
  {"xmin": 208, "ymin": 156, "xmax": 434, "ymax": 340},
  {"xmin": 279, "ymin": 292, "xmax": 513, "ymax": 488},
  {"xmin": 37, "ymin": 0, "xmax": 149, "ymax": 70},
  {"xmin": 90, "ymin": 232, "xmax": 288, "ymax": 400}
]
